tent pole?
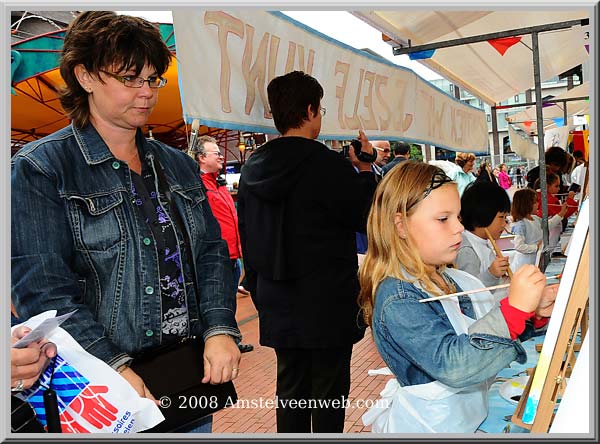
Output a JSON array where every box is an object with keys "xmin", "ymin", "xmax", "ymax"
[
  {"xmin": 491, "ymin": 105, "xmax": 500, "ymax": 168},
  {"xmin": 532, "ymin": 31, "xmax": 550, "ymax": 270}
]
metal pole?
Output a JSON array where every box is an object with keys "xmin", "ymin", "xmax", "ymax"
[
  {"xmin": 392, "ymin": 18, "xmax": 589, "ymax": 55},
  {"xmin": 491, "ymin": 106, "xmax": 500, "ymax": 168},
  {"xmin": 532, "ymin": 31, "xmax": 550, "ymax": 270}
]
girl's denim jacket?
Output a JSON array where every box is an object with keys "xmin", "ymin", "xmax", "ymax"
[
  {"xmin": 372, "ymin": 274, "xmax": 535, "ymax": 388},
  {"xmin": 12, "ymin": 124, "xmax": 241, "ymax": 370}
]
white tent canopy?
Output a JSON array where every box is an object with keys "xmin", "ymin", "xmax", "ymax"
[
  {"xmin": 352, "ymin": 10, "xmax": 590, "ymax": 105},
  {"xmin": 508, "ymin": 82, "xmax": 589, "ymax": 133}
]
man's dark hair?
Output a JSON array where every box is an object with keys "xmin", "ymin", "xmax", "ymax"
[
  {"xmin": 544, "ymin": 146, "xmax": 568, "ymax": 168},
  {"xmin": 573, "ymin": 150, "xmax": 584, "ymax": 160},
  {"xmin": 460, "ymin": 181, "xmax": 511, "ymax": 231},
  {"xmin": 267, "ymin": 71, "xmax": 323, "ymax": 135},
  {"xmin": 394, "ymin": 141, "xmax": 410, "ymax": 156},
  {"xmin": 59, "ymin": 11, "xmax": 172, "ymax": 128}
]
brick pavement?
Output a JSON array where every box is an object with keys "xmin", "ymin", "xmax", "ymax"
[{"xmin": 214, "ymin": 291, "xmax": 389, "ymax": 434}]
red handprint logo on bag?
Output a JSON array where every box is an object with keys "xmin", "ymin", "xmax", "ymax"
[
  {"xmin": 68, "ymin": 385, "xmax": 119, "ymax": 429},
  {"xmin": 59, "ymin": 409, "xmax": 89, "ymax": 433}
]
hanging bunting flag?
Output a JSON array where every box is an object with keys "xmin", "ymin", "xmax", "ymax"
[
  {"xmin": 487, "ymin": 36, "xmax": 523, "ymax": 56},
  {"xmin": 523, "ymin": 121, "xmax": 533, "ymax": 129},
  {"xmin": 552, "ymin": 117, "xmax": 565, "ymax": 127},
  {"xmin": 585, "ymin": 44, "xmax": 589, "ymax": 54},
  {"xmin": 409, "ymin": 49, "xmax": 436, "ymax": 60}
]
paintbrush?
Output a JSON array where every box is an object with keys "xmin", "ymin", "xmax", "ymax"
[
  {"xmin": 419, "ymin": 274, "xmax": 562, "ymax": 303},
  {"xmin": 485, "ymin": 227, "xmax": 514, "ymax": 279}
]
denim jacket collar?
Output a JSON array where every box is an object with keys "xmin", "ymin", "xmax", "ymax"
[{"xmin": 72, "ymin": 123, "xmax": 151, "ymax": 166}]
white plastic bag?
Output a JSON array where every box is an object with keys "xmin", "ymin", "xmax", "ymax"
[{"xmin": 12, "ymin": 310, "xmax": 164, "ymax": 433}]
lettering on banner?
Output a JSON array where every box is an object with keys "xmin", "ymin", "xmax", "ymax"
[
  {"xmin": 242, "ymin": 24, "xmax": 270, "ymax": 117},
  {"xmin": 335, "ymin": 61, "xmax": 412, "ymax": 134},
  {"xmin": 391, "ymin": 77, "xmax": 412, "ymax": 132},
  {"xmin": 205, "ymin": 11, "xmax": 315, "ymax": 119},
  {"xmin": 204, "ymin": 11, "xmax": 244, "ymax": 113},
  {"xmin": 374, "ymin": 74, "xmax": 391, "ymax": 130}
]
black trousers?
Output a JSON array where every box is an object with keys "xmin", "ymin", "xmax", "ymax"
[{"xmin": 274, "ymin": 345, "xmax": 353, "ymax": 433}]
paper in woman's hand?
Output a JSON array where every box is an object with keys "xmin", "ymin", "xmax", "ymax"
[{"xmin": 12, "ymin": 310, "xmax": 77, "ymax": 348}]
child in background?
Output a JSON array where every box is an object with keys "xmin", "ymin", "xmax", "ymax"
[
  {"xmin": 510, "ymin": 188, "xmax": 567, "ymax": 270},
  {"xmin": 455, "ymin": 181, "xmax": 512, "ymax": 302},
  {"xmin": 497, "ymin": 163, "xmax": 512, "ymax": 191},
  {"xmin": 359, "ymin": 162, "xmax": 556, "ymax": 433},
  {"xmin": 534, "ymin": 172, "xmax": 578, "ymax": 249}
]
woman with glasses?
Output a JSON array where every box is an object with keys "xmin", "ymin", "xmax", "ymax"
[
  {"xmin": 11, "ymin": 11, "xmax": 241, "ymax": 433},
  {"xmin": 358, "ymin": 162, "xmax": 553, "ymax": 433}
]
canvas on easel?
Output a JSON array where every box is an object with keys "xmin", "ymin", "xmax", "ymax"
[{"xmin": 511, "ymin": 198, "xmax": 589, "ymax": 433}]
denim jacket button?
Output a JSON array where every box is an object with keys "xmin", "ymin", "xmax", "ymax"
[
  {"xmin": 143, "ymin": 237, "xmax": 152, "ymax": 246},
  {"xmin": 112, "ymin": 161, "xmax": 121, "ymax": 170},
  {"xmin": 144, "ymin": 286, "xmax": 154, "ymax": 295},
  {"xmin": 145, "ymin": 329, "xmax": 154, "ymax": 337}
]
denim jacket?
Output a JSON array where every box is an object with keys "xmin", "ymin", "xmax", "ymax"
[
  {"xmin": 372, "ymin": 273, "xmax": 530, "ymax": 389},
  {"xmin": 12, "ymin": 124, "xmax": 241, "ymax": 370}
]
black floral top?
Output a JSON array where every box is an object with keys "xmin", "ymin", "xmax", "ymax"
[{"xmin": 130, "ymin": 160, "xmax": 189, "ymax": 342}]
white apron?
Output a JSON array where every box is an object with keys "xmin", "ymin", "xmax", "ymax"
[
  {"xmin": 363, "ymin": 269, "xmax": 496, "ymax": 433},
  {"xmin": 462, "ymin": 230, "xmax": 509, "ymax": 302}
]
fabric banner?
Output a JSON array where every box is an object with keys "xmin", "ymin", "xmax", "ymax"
[
  {"xmin": 172, "ymin": 10, "xmax": 488, "ymax": 152},
  {"xmin": 508, "ymin": 124, "xmax": 539, "ymax": 160}
]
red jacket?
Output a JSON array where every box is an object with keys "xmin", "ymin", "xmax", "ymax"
[
  {"xmin": 201, "ymin": 172, "xmax": 242, "ymax": 259},
  {"xmin": 536, "ymin": 191, "xmax": 578, "ymax": 220}
]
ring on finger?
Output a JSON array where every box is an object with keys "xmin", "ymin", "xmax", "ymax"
[{"xmin": 11, "ymin": 379, "xmax": 25, "ymax": 392}]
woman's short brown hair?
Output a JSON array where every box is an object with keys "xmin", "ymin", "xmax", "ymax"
[
  {"xmin": 59, "ymin": 11, "xmax": 172, "ymax": 128},
  {"xmin": 455, "ymin": 152, "xmax": 476, "ymax": 167},
  {"xmin": 511, "ymin": 188, "xmax": 537, "ymax": 222}
]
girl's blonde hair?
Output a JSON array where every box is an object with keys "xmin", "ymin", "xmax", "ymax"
[{"xmin": 358, "ymin": 162, "xmax": 456, "ymax": 326}]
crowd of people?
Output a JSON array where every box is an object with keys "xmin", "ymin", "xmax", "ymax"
[{"xmin": 10, "ymin": 11, "xmax": 585, "ymax": 435}]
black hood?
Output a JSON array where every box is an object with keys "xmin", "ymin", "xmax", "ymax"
[{"xmin": 240, "ymin": 137, "xmax": 325, "ymax": 201}]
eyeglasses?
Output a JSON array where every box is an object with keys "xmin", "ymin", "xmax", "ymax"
[
  {"xmin": 374, "ymin": 147, "xmax": 391, "ymax": 153},
  {"xmin": 319, "ymin": 107, "xmax": 327, "ymax": 116},
  {"xmin": 99, "ymin": 70, "xmax": 167, "ymax": 88},
  {"xmin": 203, "ymin": 151, "xmax": 224, "ymax": 157},
  {"xmin": 423, "ymin": 168, "xmax": 454, "ymax": 199}
]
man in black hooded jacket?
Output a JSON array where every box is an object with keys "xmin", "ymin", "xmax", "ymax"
[{"xmin": 237, "ymin": 71, "xmax": 377, "ymax": 433}]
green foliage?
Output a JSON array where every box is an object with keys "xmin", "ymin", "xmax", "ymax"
[{"xmin": 409, "ymin": 144, "xmax": 423, "ymax": 161}]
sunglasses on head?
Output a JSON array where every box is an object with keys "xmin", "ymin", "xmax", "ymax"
[
  {"xmin": 374, "ymin": 147, "xmax": 391, "ymax": 153},
  {"xmin": 423, "ymin": 168, "xmax": 453, "ymax": 199}
]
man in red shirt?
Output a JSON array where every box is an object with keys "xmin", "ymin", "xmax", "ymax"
[{"xmin": 192, "ymin": 135, "xmax": 253, "ymax": 353}]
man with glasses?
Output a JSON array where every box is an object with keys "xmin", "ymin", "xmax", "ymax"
[
  {"xmin": 238, "ymin": 71, "xmax": 377, "ymax": 433},
  {"xmin": 371, "ymin": 140, "xmax": 391, "ymax": 179},
  {"xmin": 191, "ymin": 136, "xmax": 254, "ymax": 354}
]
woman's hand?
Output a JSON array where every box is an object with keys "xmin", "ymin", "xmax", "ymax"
[
  {"xmin": 489, "ymin": 256, "xmax": 510, "ymax": 278},
  {"xmin": 202, "ymin": 334, "xmax": 241, "ymax": 384},
  {"xmin": 11, "ymin": 326, "xmax": 57, "ymax": 391},
  {"xmin": 535, "ymin": 283, "xmax": 559, "ymax": 318},
  {"xmin": 118, "ymin": 367, "xmax": 159, "ymax": 404},
  {"xmin": 508, "ymin": 264, "xmax": 546, "ymax": 312}
]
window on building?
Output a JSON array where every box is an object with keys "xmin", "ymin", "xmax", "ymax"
[
  {"xmin": 449, "ymin": 84, "xmax": 454, "ymax": 93},
  {"xmin": 514, "ymin": 95, "xmax": 519, "ymax": 103},
  {"xmin": 486, "ymin": 114, "xmax": 491, "ymax": 122}
]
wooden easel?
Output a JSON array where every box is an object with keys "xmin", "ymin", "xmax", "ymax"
[{"xmin": 511, "ymin": 234, "xmax": 589, "ymax": 432}]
